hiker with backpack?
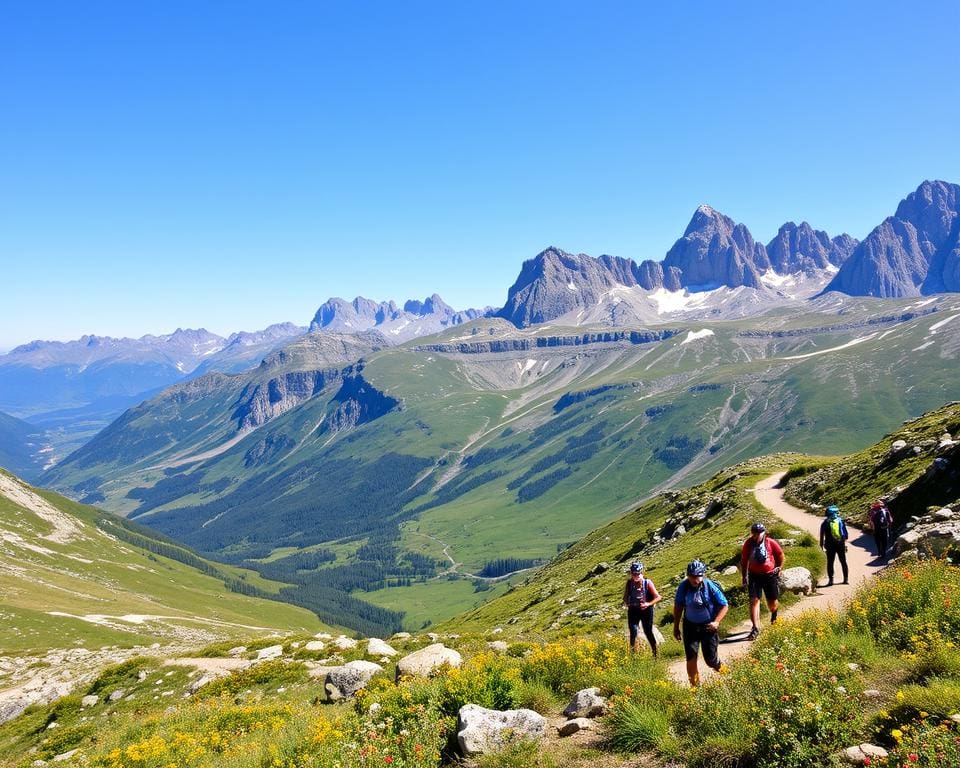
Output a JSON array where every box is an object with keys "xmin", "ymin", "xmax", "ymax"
[
  {"xmin": 819, "ymin": 505, "xmax": 849, "ymax": 586},
  {"xmin": 740, "ymin": 522, "xmax": 785, "ymax": 641},
  {"xmin": 622, "ymin": 561, "xmax": 662, "ymax": 657},
  {"xmin": 673, "ymin": 559, "xmax": 729, "ymax": 687},
  {"xmin": 868, "ymin": 500, "xmax": 893, "ymax": 560}
]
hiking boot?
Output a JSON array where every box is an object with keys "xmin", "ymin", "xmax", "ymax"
[
  {"xmin": 843, "ymin": 579, "xmax": 849, "ymax": 585},
  {"xmin": 826, "ymin": 579, "xmax": 833, "ymax": 587},
  {"xmin": 747, "ymin": 626, "xmax": 760, "ymax": 641}
]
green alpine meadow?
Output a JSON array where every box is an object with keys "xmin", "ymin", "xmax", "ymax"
[{"xmin": 40, "ymin": 297, "xmax": 960, "ymax": 633}]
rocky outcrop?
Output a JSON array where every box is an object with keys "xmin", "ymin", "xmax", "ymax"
[
  {"xmin": 826, "ymin": 180, "xmax": 960, "ymax": 297},
  {"xmin": 324, "ymin": 374, "xmax": 401, "ymax": 433},
  {"xmin": 766, "ymin": 222, "xmax": 857, "ymax": 273},
  {"xmin": 663, "ymin": 205, "xmax": 769, "ymax": 290},
  {"xmin": 456, "ymin": 704, "xmax": 546, "ymax": 756},
  {"xmin": 497, "ymin": 247, "xmax": 642, "ymax": 327},
  {"xmin": 234, "ymin": 369, "xmax": 341, "ymax": 430},
  {"xmin": 416, "ymin": 330, "xmax": 678, "ymax": 354}
]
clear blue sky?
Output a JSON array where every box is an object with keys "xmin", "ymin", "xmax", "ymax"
[{"xmin": 2, "ymin": 1, "xmax": 958, "ymax": 350}]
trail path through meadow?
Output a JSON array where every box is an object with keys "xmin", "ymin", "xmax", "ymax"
[{"xmin": 666, "ymin": 471, "xmax": 888, "ymax": 685}]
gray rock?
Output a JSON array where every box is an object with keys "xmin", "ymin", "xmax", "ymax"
[
  {"xmin": 397, "ymin": 644, "xmax": 462, "ymax": 678},
  {"xmin": 255, "ymin": 645, "xmax": 283, "ymax": 661},
  {"xmin": 0, "ymin": 699, "xmax": 30, "ymax": 726},
  {"xmin": 324, "ymin": 660, "xmax": 384, "ymax": 700},
  {"xmin": 487, "ymin": 641, "xmax": 509, "ymax": 653},
  {"xmin": 843, "ymin": 743, "xmax": 889, "ymax": 764},
  {"xmin": 108, "ymin": 689, "xmax": 125, "ymax": 702},
  {"xmin": 330, "ymin": 636, "xmax": 358, "ymax": 651},
  {"xmin": 456, "ymin": 704, "xmax": 546, "ymax": 756},
  {"xmin": 227, "ymin": 646, "xmax": 247, "ymax": 657},
  {"xmin": 80, "ymin": 695, "xmax": 99, "ymax": 708},
  {"xmin": 779, "ymin": 566, "xmax": 813, "ymax": 595},
  {"xmin": 303, "ymin": 640, "xmax": 326, "ymax": 652},
  {"xmin": 51, "ymin": 750, "xmax": 80, "ymax": 762},
  {"xmin": 558, "ymin": 717, "xmax": 595, "ymax": 736},
  {"xmin": 890, "ymin": 439, "xmax": 908, "ymax": 454},
  {"xmin": 562, "ymin": 687, "xmax": 608, "ymax": 718},
  {"xmin": 367, "ymin": 638, "xmax": 397, "ymax": 657},
  {"xmin": 391, "ymin": 632, "xmax": 412, "ymax": 640}
]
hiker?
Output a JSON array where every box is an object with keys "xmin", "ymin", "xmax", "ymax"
[
  {"xmin": 868, "ymin": 500, "xmax": 893, "ymax": 560},
  {"xmin": 740, "ymin": 522, "xmax": 784, "ymax": 640},
  {"xmin": 622, "ymin": 561, "xmax": 662, "ymax": 657},
  {"xmin": 673, "ymin": 559, "xmax": 728, "ymax": 687},
  {"xmin": 819, "ymin": 505, "xmax": 849, "ymax": 585}
]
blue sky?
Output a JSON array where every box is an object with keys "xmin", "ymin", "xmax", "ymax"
[{"xmin": 1, "ymin": 1, "xmax": 958, "ymax": 350}]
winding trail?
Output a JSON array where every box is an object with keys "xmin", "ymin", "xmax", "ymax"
[{"xmin": 666, "ymin": 471, "xmax": 887, "ymax": 685}]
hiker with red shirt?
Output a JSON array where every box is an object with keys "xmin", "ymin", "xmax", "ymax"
[
  {"xmin": 868, "ymin": 500, "xmax": 893, "ymax": 561},
  {"xmin": 740, "ymin": 521, "xmax": 785, "ymax": 641}
]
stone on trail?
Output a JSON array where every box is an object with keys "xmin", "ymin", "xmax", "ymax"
[
  {"xmin": 456, "ymin": 704, "xmax": 546, "ymax": 756},
  {"xmin": 558, "ymin": 717, "xmax": 594, "ymax": 736},
  {"xmin": 778, "ymin": 566, "xmax": 813, "ymax": 595}
]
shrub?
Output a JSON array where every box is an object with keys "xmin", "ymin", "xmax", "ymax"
[
  {"xmin": 441, "ymin": 652, "xmax": 522, "ymax": 714},
  {"xmin": 880, "ymin": 717, "xmax": 960, "ymax": 767},
  {"xmin": 605, "ymin": 696, "xmax": 673, "ymax": 753},
  {"xmin": 198, "ymin": 660, "xmax": 309, "ymax": 698},
  {"xmin": 520, "ymin": 638, "xmax": 624, "ymax": 696},
  {"xmin": 473, "ymin": 740, "xmax": 557, "ymax": 768}
]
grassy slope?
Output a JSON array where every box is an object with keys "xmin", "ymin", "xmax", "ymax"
[
  {"xmin": 0, "ymin": 472, "xmax": 326, "ymax": 653},
  {"xmin": 37, "ymin": 298, "xmax": 960, "ymax": 629}
]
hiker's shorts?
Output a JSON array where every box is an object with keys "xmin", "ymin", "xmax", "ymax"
[
  {"xmin": 747, "ymin": 571, "xmax": 780, "ymax": 602},
  {"xmin": 682, "ymin": 618, "xmax": 720, "ymax": 669}
]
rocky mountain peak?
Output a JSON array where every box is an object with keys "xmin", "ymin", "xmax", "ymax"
[{"xmin": 826, "ymin": 179, "xmax": 960, "ymax": 297}]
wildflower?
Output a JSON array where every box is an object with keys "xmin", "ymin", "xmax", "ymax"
[{"xmin": 892, "ymin": 728, "xmax": 903, "ymax": 742}]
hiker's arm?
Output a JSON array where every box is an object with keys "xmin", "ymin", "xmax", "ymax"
[
  {"xmin": 773, "ymin": 539, "xmax": 785, "ymax": 570},
  {"xmin": 622, "ymin": 582, "xmax": 629, "ymax": 607},
  {"xmin": 740, "ymin": 542, "xmax": 749, "ymax": 585},
  {"xmin": 673, "ymin": 601, "xmax": 683, "ymax": 641},
  {"xmin": 708, "ymin": 603, "xmax": 729, "ymax": 630},
  {"xmin": 647, "ymin": 581, "xmax": 662, "ymax": 606}
]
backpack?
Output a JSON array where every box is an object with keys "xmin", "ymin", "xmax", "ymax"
[
  {"xmin": 876, "ymin": 506, "xmax": 890, "ymax": 526},
  {"xmin": 752, "ymin": 538, "xmax": 769, "ymax": 564},
  {"xmin": 828, "ymin": 518, "xmax": 844, "ymax": 542}
]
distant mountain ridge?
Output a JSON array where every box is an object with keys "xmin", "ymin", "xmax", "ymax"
[{"xmin": 309, "ymin": 294, "xmax": 487, "ymax": 339}]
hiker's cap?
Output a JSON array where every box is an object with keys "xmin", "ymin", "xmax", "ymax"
[
  {"xmin": 827, "ymin": 504, "xmax": 840, "ymax": 516},
  {"xmin": 629, "ymin": 561, "xmax": 644, "ymax": 573},
  {"xmin": 686, "ymin": 559, "xmax": 707, "ymax": 577},
  {"xmin": 751, "ymin": 522, "xmax": 766, "ymax": 534}
]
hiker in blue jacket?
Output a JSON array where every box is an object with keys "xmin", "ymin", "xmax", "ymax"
[
  {"xmin": 673, "ymin": 559, "xmax": 729, "ymax": 687},
  {"xmin": 819, "ymin": 505, "xmax": 849, "ymax": 586}
]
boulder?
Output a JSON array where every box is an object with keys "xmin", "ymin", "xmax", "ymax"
[
  {"xmin": 324, "ymin": 660, "xmax": 384, "ymax": 700},
  {"xmin": 456, "ymin": 704, "xmax": 546, "ymax": 756},
  {"xmin": 487, "ymin": 641, "xmax": 509, "ymax": 653},
  {"xmin": 256, "ymin": 645, "xmax": 283, "ymax": 661},
  {"xmin": 366, "ymin": 638, "xmax": 397, "ymax": 657},
  {"xmin": 51, "ymin": 750, "xmax": 79, "ymax": 763},
  {"xmin": 391, "ymin": 632, "xmax": 412, "ymax": 641},
  {"xmin": 330, "ymin": 636, "xmax": 358, "ymax": 651},
  {"xmin": 558, "ymin": 717, "xmax": 594, "ymax": 736},
  {"xmin": 80, "ymin": 695, "xmax": 99, "ymax": 708},
  {"xmin": 227, "ymin": 646, "xmax": 246, "ymax": 657},
  {"xmin": 303, "ymin": 640, "xmax": 326, "ymax": 652},
  {"xmin": 0, "ymin": 699, "xmax": 30, "ymax": 726},
  {"xmin": 397, "ymin": 644, "xmax": 462, "ymax": 678},
  {"xmin": 778, "ymin": 566, "xmax": 813, "ymax": 595},
  {"xmin": 108, "ymin": 689, "xmax": 126, "ymax": 702},
  {"xmin": 843, "ymin": 743, "xmax": 889, "ymax": 764},
  {"xmin": 562, "ymin": 687, "xmax": 608, "ymax": 718}
]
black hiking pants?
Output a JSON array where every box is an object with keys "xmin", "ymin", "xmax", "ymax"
[
  {"xmin": 825, "ymin": 543, "xmax": 849, "ymax": 583},
  {"xmin": 627, "ymin": 606, "xmax": 657, "ymax": 655},
  {"xmin": 873, "ymin": 527, "xmax": 890, "ymax": 559}
]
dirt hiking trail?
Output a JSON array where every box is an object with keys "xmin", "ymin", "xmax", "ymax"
[{"xmin": 667, "ymin": 471, "xmax": 887, "ymax": 685}]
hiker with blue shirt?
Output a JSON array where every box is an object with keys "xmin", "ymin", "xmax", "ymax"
[
  {"xmin": 673, "ymin": 559, "xmax": 729, "ymax": 687},
  {"xmin": 819, "ymin": 505, "xmax": 849, "ymax": 586},
  {"xmin": 622, "ymin": 561, "xmax": 662, "ymax": 657}
]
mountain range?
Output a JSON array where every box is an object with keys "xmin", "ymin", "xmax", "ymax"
[{"xmin": 5, "ymin": 178, "xmax": 960, "ymax": 634}]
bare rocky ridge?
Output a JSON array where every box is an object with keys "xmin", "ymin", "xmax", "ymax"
[{"xmin": 827, "ymin": 180, "xmax": 960, "ymax": 297}]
